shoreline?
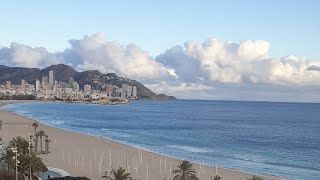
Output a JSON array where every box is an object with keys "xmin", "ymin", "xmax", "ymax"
[{"xmin": 0, "ymin": 100, "xmax": 278, "ymax": 180}]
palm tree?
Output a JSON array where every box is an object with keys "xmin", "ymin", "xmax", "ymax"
[
  {"xmin": 20, "ymin": 152, "xmax": 47, "ymax": 178},
  {"xmin": 37, "ymin": 130, "xmax": 46, "ymax": 154},
  {"xmin": 9, "ymin": 136, "xmax": 29, "ymax": 155},
  {"xmin": 1, "ymin": 148, "xmax": 15, "ymax": 171},
  {"xmin": 44, "ymin": 135, "xmax": 51, "ymax": 154},
  {"xmin": 211, "ymin": 175, "xmax": 222, "ymax": 180},
  {"xmin": 33, "ymin": 135, "xmax": 38, "ymax": 154},
  {"xmin": 101, "ymin": 167, "xmax": 131, "ymax": 180},
  {"xmin": 247, "ymin": 175, "xmax": 264, "ymax": 180},
  {"xmin": 172, "ymin": 160, "xmax": 198, "ymax": 180},
  {"xmin": 32, "ymin": 122, "xmax": 38, "ymax": 134}
]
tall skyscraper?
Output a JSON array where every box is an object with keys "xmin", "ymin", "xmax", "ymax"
[
  {"xmin": 49, "ymin": 70, "xmax": 54, "ymax": 89},
  {"xmin": 84, "ymin": 84, "xmax": 92, "ymax": 93},
  {"xmin": 54, "ymin": 80, "xmax": 58, "ymax": 92},
  {"xmin": 122, "ymin": 84, "xmax": 129, "ymax": 97},
  {"xmin": 132, "ymin": 86, "xmax": 137, "ymax": 97},
  {"xmin": 21, "ymin": 79, "xmax": 26, "ymax": 91},
  {"xmin": 69, "ymin": 77, "xmax": 74, "ymax": 88},
  {"xmin": 127, "ymin": 86, "xmax": 132, "ymax": 97},
  {"xmin": 42, "ymin": 76, "xmax": 48, "ymax": 88},
  {"xmin": 35, "ymin": 79, "xmax": 40, "ymax": 92}
]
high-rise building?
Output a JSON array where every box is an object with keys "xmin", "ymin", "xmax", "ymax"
[
  {"xmin": 114, "ymin": 88, "xmax": 122, "ymax": 97},
  {"xmin": 54, "ymin": 80, "xmax": 58, "ymax": 92},
  {"xmin": 21, "ymin": 79, "xmax": 26, "ymax": 90},
  {"xmin": 84, "ymin": 84, "xmax": 92, "ymax": 93},
  {"xmin": 132, "ymin": 86, "xmax": 137, "ymax": 97},
  {"xmin": 105, "ymin": 84, "xmax": 113, "ymax": 97},
  {"xmin": 69, "ymin": 77, "xmax": 74, "ymax": 88},
  {"xmin": 6, "ymin": 81, "xmax": 11, "ymax": 89},
  {"xmin": 127, "ymin": 86, "xmax": 132, "ymax": 97},
  {"xmin": 42, "ymin": 76, "xmax": 48, "ymax": 88},
  {"xmin": 49, "ymin": 70, "xmax": 54, "ymax": 89},
  {"xmin": 35, "ymin": 79, "xmax": 40, "ymax": 92},
  {"xmin": 76, "ymin": 83, "xmax": 80, "ymax": 92},
  {"xmin": 120, "ymin": 88, "xmax": 126, "ymax": 98},
  {"xmin": 28, "ymin": 84, "xmax": 35, "ymax": 92},
  {"xmin": 122, "ymin": 84, "xmax": 129, "ymax": 97}
]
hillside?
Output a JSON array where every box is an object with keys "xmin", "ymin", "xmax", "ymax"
[{"xmin": 0, "ymin": 64, "xmax": 176, "ymax": 100}]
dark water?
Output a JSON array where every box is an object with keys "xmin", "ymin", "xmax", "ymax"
[{"xmin": 2, "ymin": 100, "xmax": 320, "ymax": 179}]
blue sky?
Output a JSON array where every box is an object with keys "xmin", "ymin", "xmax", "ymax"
[
  {"xmin": 1, "ymin": 0, "xmax": 319, "ymax": 59},
  {"xmin": 1, "ymin": 0, "xmax": 320, "ymax": 101}
]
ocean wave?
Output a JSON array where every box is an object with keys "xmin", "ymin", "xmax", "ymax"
[
  {"xmin": 48, "ymin": 120, "xmax": 65, "ymax": 125},
  {"xmin": 100, "ymin": 128, "xmax": 131, "ymax": 138},
  {"xmin": 167, "ymin": 145, "xmax": 211, "ymax": 153},
  {"xmin": 234, "ymin": 155, "xmax": 320, "ymax": 172}
]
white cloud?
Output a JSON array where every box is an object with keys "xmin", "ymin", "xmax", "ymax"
[
  {"xmin": 61, "ymin": 33, "xmax": 173, "ymax": 82},
  {"xmin": 147, "ymin": 82, "xmax": 214, "ymax": 95},
  {"xmin": 1, "ymin": 33, "xmax": 320, "ymax": 101},
  {"xmin": 156, "ymin": 38, "xmax": 320, "ymax": 86},
  {"xmin": 0, "ymin": 43, "xmax": 62, "ymax": 68}
]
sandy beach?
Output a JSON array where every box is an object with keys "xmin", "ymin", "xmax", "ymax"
[{"xmin": 0, "ymin": 100, "xmax": 277, "ymax": 180}]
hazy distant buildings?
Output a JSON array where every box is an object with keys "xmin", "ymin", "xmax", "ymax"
[
  {"xmin": 127, "ymin": 86, "xmax": 132, "ymax": 97},
  {"xmin": 84, "ymin": 84, "xmax": 92, "ymax": 93},
  {"xmin": 49, "ymin": 70, "xmax": 54, "ymax": 89},
  {"xmin": 121, "ymin": 84, "xmax": 128, "ymax": 98},
  {"xmin": 72, "ymin": 82, "xmax": 80, "ymax": 92},
  {"xmin": 21, "ymin": 79, "xmax": 26, "ymax": 91},
  {"xmin": 105, "ymin": 84, "xmax": 113, "ymax": 97},
  {"xmin": 115, "ymin": 88, "xmax": 122, "ymax": 98},
  {"xmin": 120, "ymin": 84, "xmax": 137, "ymax": 99},
  {"xmin": 132, "ymin": 86, "xmax": 137, "ymax": 97},
  {"xmin": 54, "ymin": 80, "xmax": 58, "ymax": 91},
  {"xmin": 35, "ymin": 79, "xmax": 40, "ymax": 92},
  {"xmin": 69, "ymin": 77, "xmax": 74, "ymax": 88},
  {"xmin": 6, "ymin": 81, "xmax": 11, "ymax": 89},
  {"xmin": 42, "ymin": 76, "xmax": 48, "ymax": 89},
  {"xmin": 0, "ymin": 70, "xmax": 139, "ymax": 101}
]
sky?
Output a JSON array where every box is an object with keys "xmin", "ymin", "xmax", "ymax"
[{"xmin": 1, "ymin": 0, "xmax": 320, "ymax": 102}]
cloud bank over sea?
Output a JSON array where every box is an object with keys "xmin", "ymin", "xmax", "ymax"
[{"xmin": 1, "ymin": 32, "xmax": 320, "ymax": 101}]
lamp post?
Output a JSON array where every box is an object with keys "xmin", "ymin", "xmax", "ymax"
[
  {"xmin": 11, "ymin": 143, "xmax": 20, "ymax": 180},
  {"xmin": 26, "ymin": 124, "xmax": 33, "ymax": 180},
  {"xmin": 29, "ymin": 135, "xmax": 32, "ymax": 180}
]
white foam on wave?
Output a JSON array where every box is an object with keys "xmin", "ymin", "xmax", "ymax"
[
  {"xmin": 167, "ymin": 145, "xmax": 211, "ymax": 153},
  {"xmin": 100, "ymin": 128, "xmax": 131, "ymax": 138},
  {"xmin": 49, "ymin": 120, "xmax": 65, "ymax": 125}
]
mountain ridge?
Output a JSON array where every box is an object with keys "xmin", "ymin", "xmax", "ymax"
[{"xmin": 0, "ymin": 64, "xmax": 176, "ymax": 100}]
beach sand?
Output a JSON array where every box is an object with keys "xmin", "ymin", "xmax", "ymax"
[{"xmin": 0, "ymin": 100, "xmax": 277, "ymax": 180}]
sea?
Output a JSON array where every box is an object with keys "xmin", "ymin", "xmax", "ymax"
[{"xmin": 2, "ymin": 100, "xmax": 320, "ymax": 180}]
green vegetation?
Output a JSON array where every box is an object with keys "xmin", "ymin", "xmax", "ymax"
[
  {"xmin": 49, "ymin": 177, "xmax": 90, "ymax": 180},
  {"xmin": 101, "ymin": 167, "xmax": 131, "ymax": 180},
  {"xmin": 0, "ymin": 94, "xmax": 36, "ymax": 100},
  {"xmin": 172, "ymin": 160, "xmax": 198, "ymax": 180},
  {"xmin": 37, "ymin": 130, "xmax": 46, "ymax": 154},
  {"xmin": 0, "ymin": 123, "xmax": 51, "ymax": 179},
  {"xmin": 1, "ymin": 136, "xmax": 48, "ymax": 180},
  {"xmin": 247, "ymin": 175, "xmax": 264, "ymax": 180},
  {"xmin": 211, "ymin": 175, "xmax": 222, "ymax": 180}
]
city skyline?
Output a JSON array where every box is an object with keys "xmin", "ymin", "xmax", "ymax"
[{"xmin": 0, "ymin": 69, "xmax": 138, "ymax": 103}]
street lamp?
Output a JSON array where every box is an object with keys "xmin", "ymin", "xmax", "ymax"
[
  {"xmin": 11, "ymin": 144, "xmax": 20, "ymax": 180},
  {"xmin": 28, "ymin": 135, "xmax": 33, "ymax": 180}
]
